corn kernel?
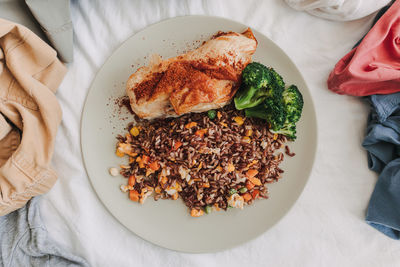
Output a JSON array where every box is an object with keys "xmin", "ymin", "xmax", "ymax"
[
  {"xmin": 220, "ymin": 122, "xmax": 228, "ymax": 127},
  {"xmin": 172, "ymin": 192, "xmax": 179, "ymax": 200},
  {"xmin": 246, "ymin": 129, "xmax": 253, "ymax": 136},
  {"xmin": 273, "ymin": 133, "xmax": 278, "ymax": 140},
  {"xmin": 130, "ymin": 126, "xmax": 140, "ymax": 137},
  {"xmin": 242, "ymin": 136, "xmax": 251, "ymax": 143},
  {"xmin": 217, "ymin": 111, "xmax": 222, "ymax": 119},
  {"xmin": 233, "ymin": 116, "xmax": 244, "ymax": 125}
]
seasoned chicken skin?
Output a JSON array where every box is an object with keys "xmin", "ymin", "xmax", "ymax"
[{"xmin": 126, "ymin": 28, "xmax": 258, "ymax": 119}]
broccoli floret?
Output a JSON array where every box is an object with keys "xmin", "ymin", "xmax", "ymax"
[
  {"xmin": 245, "ymin": 99, "xmax": 286, "ymax": 131},
  {"xmin": 242, "ymin": 62, "xmax": 270, "ymax": 88},
  {"xmin": 282, "ymin": 85, "xmax": 303, "ymax": 123},
  {"xmin": 268, "ymin": 68, "xmax": 285, "ymax": 92},
  {"xmin": 234, "ymin": 63, "xmax": 285, "ymax": 110},
  {"xmin": 271, "ymin": 123, "xmax": 297, "ymax": 140},
  {"xmin": 234, "ymin": 63, "xmax": 271, "ymax": 110}
]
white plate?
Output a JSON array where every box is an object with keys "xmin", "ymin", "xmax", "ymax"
[{"xmin": 81, "ymin": 15, "xmax": 317, "ymax": 253}]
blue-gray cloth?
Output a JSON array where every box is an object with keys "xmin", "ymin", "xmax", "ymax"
[
  {"xmin": 363, "ymin": 92, "xmax": 400, "ymax": 239},
  {"xmin": 0, "ymin": 197, "xmax": 89, "ymax": 267}
]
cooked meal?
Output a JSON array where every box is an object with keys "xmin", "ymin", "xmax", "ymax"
[
  {"xmin": 114, "ymin": 29, "xmax": 304, "ymax": 217},
  {"xmin": 126, "ymin": 29, "xmax": 257, "ymax": 119}
]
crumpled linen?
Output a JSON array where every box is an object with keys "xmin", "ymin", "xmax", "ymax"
[
  {"xmin": 0, "ymin": 197, "xmax": 89, "ymax": 267},
  {"xmin": 285, "ymin": 0, "xmax": 390, "ymax": 21},
  {"xmin": 327, "ymin": 0, "xmax": 400, "ymax": 96},
  {"xmin": 0, "ymin": 18, "xmax": 66, "ymax": 215},
  {"xmin": 363, "ymin": 93, "xmax": 400, "ymax": 239}
]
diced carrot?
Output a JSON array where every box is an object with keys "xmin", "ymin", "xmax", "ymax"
[
  {"xmin": 141, "ymin": 155, "xmax": 150, "ymax": 165},
  {"xmin": 243, "ymin": 193, "xmax": 252, "ymax": 202},
  {"xmin": 217, "ymin": 111, "xmax": 222, "ymax": 119},
  {"xmin": 246, "ymin": 180, "xmax": 255, "ymax": 190},
  {"xmin": 202, "ymin": 182, "xmax": 210, "ymax": 188},
  {"xmin": 128, "ymin": 175, "xmax": 136, "ymax": 186},
  {"xmin": 173, "ymin": 141, "xmax": 182, "ymax": 150},
  {"xmin": 190, "ymin": 209, "xmax": 204, "ymax": 217},
  {"xmin": 195, "ymin": 129, "xmax": 207, "ymax": 138},
  {"xmin": 251, "ymin": 189, "xmax": 260, "ymax": 199},
  {"xmin": 185, "ymin": 122, "xmax": 197, "ymax": 129},
  {"xmin": 129, "ymin": 190, "xmax": 139, "ymax": 202},
  {"xmin": 148, "ymin": 161, "xmax": 160, "ymax": 171},
  {"xmin": 249, "ymin": 177, "xmax": 262, "ymax": 186},
  {"xmin": 246, "ymin": 169, "xmax": 259, "ymax": 179}
]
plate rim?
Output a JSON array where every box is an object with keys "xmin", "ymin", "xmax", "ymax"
[{"xmin": 80, "ymin": 14, "xmax": 319, "ymax": 253}]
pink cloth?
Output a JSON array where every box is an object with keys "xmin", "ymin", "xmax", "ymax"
[{"xmin": 328, "ymin": 0, "xmax": 400, "ymax": 96}]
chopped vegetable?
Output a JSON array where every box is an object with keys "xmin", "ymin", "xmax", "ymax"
[
  {"xmin": 246, "ymin": 169, "xmax": 258, "ymax": 179},
  {"xmin": 207, "ymin": 110, "xmax": 217, "ymax": 119},
  {"xmin": 233, "ymin": 116, "xmax": 245, "ymax": 125},
  {"xmin": 243, "ymin": 192, "xmax": 252, "ymax": 202},
  {"xmin": 246, "ymin": 180, "xmax": 255, "ymax": 190},
  {"xmin": 190, "ymin": 209, "xmax": 204, "ymax": 217},
  {"xmin": 128, "ymin": 175, "xmax": 136, "ymax": 186},
  {"xmin": 242, "ymin": 136, "xmax": 251, "ymax": 143},
  {"xmin": 185, "ymin": 122, "xmax": 197, "ymax": 129},
  {"xmin": 226, "ymin": 163, "xmax": 235, "ymax": 172},
  {"xmin": 130, "ymin": 126, "xmax": 140, "ymax": 137},
  {"xmin": 148, "ymin": 161, "xmax": 160, "ymax": 171},
  {"xmin": 173, "ymin": 141, "xmax": 182, "ymax": 150},
  {"xmin": 204, "ymin": 205, "xmax": 212, "ymax": 214},
  {"xmin": 239, "ymin": 187, "xmax": 248, "ymax": 193},
  {"xmin": 248, "ymin": 177, "xmax": 261, "ymax": 186},
  {"xmin": 229, "ymin": 188, "xmax": 238, "ymax": 195},
  {"xmin": 251, "ymin": 189, "xmax": 260, "ymax": 199},
  {"xmin": 129, "ymin": 190, "xmax": 139, "ymax": 202},
  {"xmin": 115, "ymin": 149, "xmax": 124, "ymax": 157},
  {"xmin": 195, "ymin": 129, "xmax": 207, "ymax": 138}
]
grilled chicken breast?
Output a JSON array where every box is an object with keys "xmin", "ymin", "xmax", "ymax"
[{"xmin": 126, "ymin": 28, "xmax": 257, "ymax": 119}]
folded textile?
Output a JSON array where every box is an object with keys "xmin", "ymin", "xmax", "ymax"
[
  {"xmin": 0, "ymin": 0, "xmax": 73, "ymax": 62},
  {"xmin": 285, "ymin": 0, "xmax": 390, "ymax": 21},
  {"xmin": 0, "ymin": 18, "xmax": 66, "ymax": 215},
  {"xmin": 363, "ymin": 93, "xmax": 400, "ymax": 239},
  {"xmin": 327, "ymin": 0, "xmax": 400, "ymax": 96},
  {"xmin": 0, "ymin": 197, "xmax": 89, "ymax": 267}
]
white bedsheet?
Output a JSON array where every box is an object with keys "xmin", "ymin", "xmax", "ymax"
[{"xmin": 40, "ymin": 1, "xmax": 400, "ymax": 266}]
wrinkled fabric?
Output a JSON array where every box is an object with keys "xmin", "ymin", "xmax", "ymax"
[
  {"xmin": 285, "ymin": 0, "xmax": 390, "ymax": 21},
  {"xmin": 363, "ymin": 93, "xmax": 400, "ymax": 239},
  {"xmin": 327, "ymin": 0, "xmax": 400, "ymax": 96},
  {"xmin": 0, "ymin": 18, "xmax": 66, "ymax": 215},
  {"xmin": 0, "ymin": 197, "xmax": 89, "ymax": 267}
]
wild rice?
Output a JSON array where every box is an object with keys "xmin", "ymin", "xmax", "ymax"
[{"xmin": 116, "ymin": 103, "xmax": 292, "ymax": 216}]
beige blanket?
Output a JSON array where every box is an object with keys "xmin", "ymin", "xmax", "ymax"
[{"xmin": 0, "ymin": 18, "xmax": 66, "ymax": 215}]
